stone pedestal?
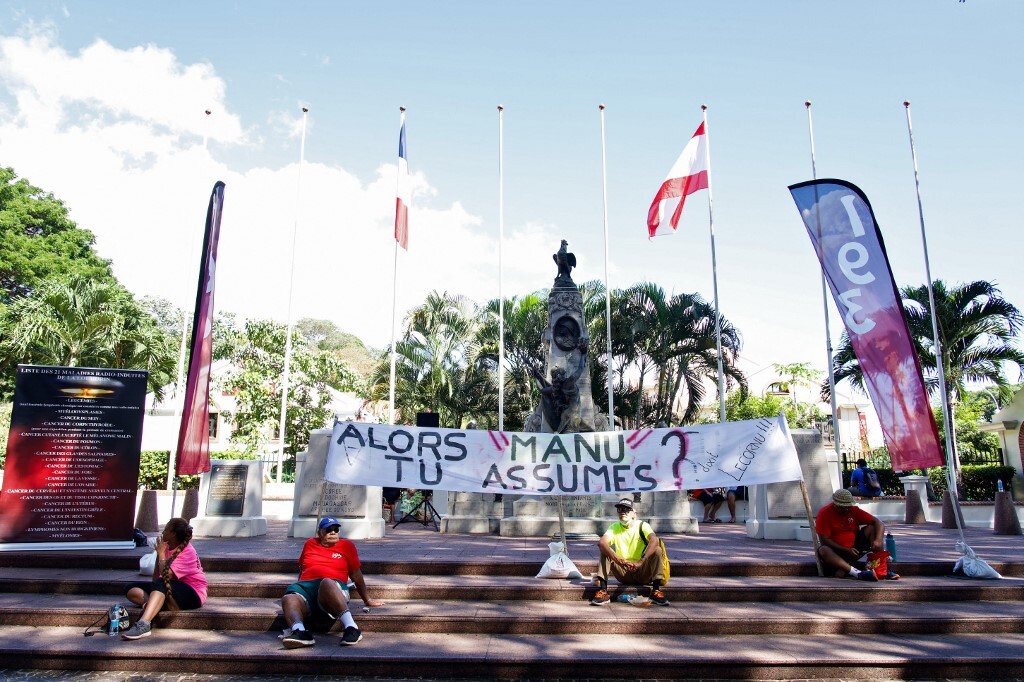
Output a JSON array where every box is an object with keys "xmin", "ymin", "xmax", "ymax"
[
  {"xmin": 440, "ymin": 492, "xmax": 504, "ymax": 534},
  {"xmin": 904, "ymin": 489, "xmax": 927, "ymax": 524},
  {"xmin": 994, "ymin": 491, "xmax": 1022, "ymax": 535},
  {"xmin": 135, "ymin": 490, "xmax": 160, "ymax": 532},
  {"xmin": 901, "ymin": 475, "xmax": 929, "ymax": 524},
  {"xmin": 639, "ymin": 491, "xmax": 698, "ymax": 534},
  {"xmin": 500, "ymin": 494, "xmax": 605, "ymax": 537},
  {"xmin": 746, "ymin": 429, "xmax": 832, "ymax": 540},
  {"xmin": 288, "ymin": 428, "xmax": 384, "ymax": 540},
  {"xmin": 941, "ymin": 490, "xmax": 966, "ymax": 529},
  {"xmin": 181, "ymin": 488, "xmax": 199, "ymax": 522},
  {"xmin": 191, "ymin": 460, "xmax": 267, "ymax": 537}
]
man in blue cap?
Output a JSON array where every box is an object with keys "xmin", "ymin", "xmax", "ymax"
[{"xmin": 281, "ymin": 516, "xmax": 384, "ymax": 648}]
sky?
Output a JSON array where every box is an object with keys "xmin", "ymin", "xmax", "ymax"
[{"xmin": 0, "ymin": 1, "xmax": 1021, "ymax": 401}]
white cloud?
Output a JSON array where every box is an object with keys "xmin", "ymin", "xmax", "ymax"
[{"xmin": 0, "ymin": 29, "xmax": 557, "ymax": 350}]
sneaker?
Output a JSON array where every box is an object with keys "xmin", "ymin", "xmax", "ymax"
[
  {"xmin": 120, "ymin": 620, "xmax": 151, "ymax": 640},
  {"xmin": 885, "ymin": 570, "xmax": 901, "ymax": 581},
  {"xmin": 590, "ymin": 589, "xmax": 611, "ymax": 605},
  {"xmin": 282, "ymin": 629, "xmax": 315, "ymax": 649},
  {"xmin": 650, "ymin": 589, "xmax": 670, "ymax": 606},
  {"xmin": 858, "ymin": 569, "xmax": 880, "ymax": 582},
  {"xmin": 340, "ymin": 626, "xmax": 362, "ymax": 645}
]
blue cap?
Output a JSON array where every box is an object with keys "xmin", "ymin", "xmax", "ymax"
[{"xmin": 317, "ymin": 516, "xmax": 341, "ymax": 531}]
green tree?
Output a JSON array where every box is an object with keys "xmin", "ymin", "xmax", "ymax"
[
  {"xmin": 474, "ymin": 292, "xmax": 548, "ymax": 430},
  {"xmin": 603, "ymin": 283, "xmax": 746, "ymax": 427},
  {"xmin": 223, "ymin": 319, "xmax": 359, "ymax": 464},
  {"xmin": 0, "ymin": 275, "xmax": 176, "ymax": 398},
  {"xmin": 369, "ymin": 291, "xmax": 486, "ymax": 428},
  {"xmin": 830, "ymin": 279, "xmax": 1024, "ymax": 468},
  {"xmin": 296, "ymin": 317, "xmax": 376, "ymax": 387},
  {"xmin": 0, "ymin": 167, "xmax": 112, "ymax": 304}
]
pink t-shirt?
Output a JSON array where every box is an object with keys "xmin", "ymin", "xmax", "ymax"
[{"xmin": 169, "ymin": 542, "xmax": 208, "ymax": 605}]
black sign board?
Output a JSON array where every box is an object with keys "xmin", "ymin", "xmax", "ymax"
[{"xmin": 206, "ymin": 464, "xmax": 247, "ymax": 517}]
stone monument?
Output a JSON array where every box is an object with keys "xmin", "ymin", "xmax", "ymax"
[
  {"xmin": 288, "ymin": 428, "xmax": 385, "ymax": 539},
  {"xmin": 500, "ymin": 240, "xmax": 687, "ymax": 536},
  {"xmin": 191, "ymin": 459, "xmax": 268, "ymax": 537}
]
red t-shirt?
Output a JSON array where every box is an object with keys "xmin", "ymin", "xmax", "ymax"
[
  {"xmin": 297, "ymin": 537, "xmax": 361, "ymax": 582},
  {"xmin": 815, "ymin": 503, "xmax": 874, "ymax": 548}
]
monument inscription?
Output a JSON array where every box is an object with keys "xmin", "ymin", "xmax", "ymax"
[{"xmin": 206, "ymin": 464, "xmax": 247, "ymax": 517}]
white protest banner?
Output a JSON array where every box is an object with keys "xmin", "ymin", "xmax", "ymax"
[{"xmin": 325, "ymin": 414, "xmax": 802, "ymax": 496}]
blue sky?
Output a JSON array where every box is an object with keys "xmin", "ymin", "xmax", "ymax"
[{"xmin": 1, "ymin": 1, "xmax": 1020, "ymax": 397}]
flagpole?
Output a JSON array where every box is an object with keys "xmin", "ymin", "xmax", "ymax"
[
  {"xmin": 276, "ymin": 106, "xmax": 308, "ymax": 484},
  {"xmin": 389, "ymin": 107, "xmax": 406, "ymax": 426},
  {"xmin": 805, "ymin": 101, "xmax": 843, "ymax": 485},
  {"xmin": 903, "ymin": 101, "xmax": 964, "ymax": 536},
  {"xmin": 167, "ymin": 108, "xmax": 214, "ymax": 495},
  {"xmin": 497, "ymin": 105, "xmax": 505, "ymax": 432},
  {"xmin": 702, "ymin": 105, "xmax": 727, "ymax": 423},
  {"xmin": 598, "ymin": 105, "xmax": 615, "ymax": 428}
]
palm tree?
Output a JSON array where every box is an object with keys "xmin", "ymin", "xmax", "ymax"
[
  {"xmin": 829, "ymin": 279, "xmax": 1024, "ymax": 469},
  {"xmin": 369, "ymin": 291, "xmax": 483, "ymax": 427},
  {"xmin": 608, "ymin": 283, "xmax": 746, "ymax": 427},
  {"xmin": 475, "ymin": 292, "xmax": 547, "ymax": 430},
  {"xmin": 0, "ymin": 275, "xmax": 177, "ymax": 397}
]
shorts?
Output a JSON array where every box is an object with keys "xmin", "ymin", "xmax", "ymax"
[
  {"xmin": 284, "ymin": 578, "xmax": 349, "ymax": 616},
  {"xmin": 128, "ymin": 579, "xmax": 201, "ymax": 611},
  {"xmin": 852, "ymin": 527, "xmax": 871, "ymax": 556},
  {"xmin": 697, "ymin": 490, "xmax": 725, "ymax": 505},
  {"xmin": 726, "ymin": 486, "xmax": 746, "ymax": 500}
]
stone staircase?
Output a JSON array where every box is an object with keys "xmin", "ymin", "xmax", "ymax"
[{"xmin": 1, "ymin": 547, "xmax": 1023, "ymax": 679}]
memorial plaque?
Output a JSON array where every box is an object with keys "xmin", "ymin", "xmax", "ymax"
[{"xmin": 206, "ymin": 464, "xmax": 247, "ymax": 517}]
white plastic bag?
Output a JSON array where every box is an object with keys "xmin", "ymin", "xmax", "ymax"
[
  {"xmin": 952, "ymin": 541, "xmax": 1002, "ymax": 580},
  {"xmin": 536, "ymin": 541, "xmax": 583, "ymax": 580},
  {"xmin": 139, "ymin": 551, "xmax": 157, "ymax": 576}
]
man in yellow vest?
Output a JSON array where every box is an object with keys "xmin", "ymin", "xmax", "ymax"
[{"xmin": 591, "ymin": 497, "xmax": 669, "ymax": 605}]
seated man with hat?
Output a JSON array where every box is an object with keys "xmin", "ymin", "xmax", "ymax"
[
  {"xmin": 591, "ymin": 497, "xmax": 669, "ymax": 605},
  {"xmin": 281, "ymin": 516, "xmax": 384, "ymax": 648},
  {"xmin": 816, "ymin": 489, "xmax": 896, "ymax": 581}
]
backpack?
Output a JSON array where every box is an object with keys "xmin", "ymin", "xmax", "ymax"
[
  {"xmin": 638, "ymin": 522, "xmax": 670, "ymax": 586},
  {"xmin": 865, "ymin": 469, "xmax": 882, "ymax": 491}
]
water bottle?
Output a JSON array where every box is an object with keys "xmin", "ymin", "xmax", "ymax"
[
  {"xmin": 885, "ymin": 532, "xmax": 897, "ymax": 561},
  {"xmin": 107, "ymin": 605, "xmax": 120, "ymax": 637},
  {"xmin": 998, "ymin": 479, "xmax": 1005, "ymax": 493},
  {"xmin": 617, "ymin": 594, "xmax": 631, "ymax": 603}
]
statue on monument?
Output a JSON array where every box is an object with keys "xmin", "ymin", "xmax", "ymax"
[
  {"xmin": 552, "ymin": 239, "xmax": 576, "ymax": 288},
  {"xmin": 530, "ymin": 339, "xmax": 590, "ymax": 434},
  {"xmin": 522, "ymin": 240, "xmax": 609, "ymax": 435}
]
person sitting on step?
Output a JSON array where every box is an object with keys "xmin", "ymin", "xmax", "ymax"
[
  {"xmin": 591, "ymin": 498, "xmax": 670, "ymax": 606},
  {"xmin": 816, "ymin": 489, "xmax": 898, "ymax": 581},
  {"xmin": 693, "ymin": 487, "xmax": 726, "ymax": 523},
  {"xmin": 280, "ymin": 516, "xmax": 384, "ymax": 648},
  {"xmin": 121, "ymin": 517, "xmax": 207, "ymax": 640}
]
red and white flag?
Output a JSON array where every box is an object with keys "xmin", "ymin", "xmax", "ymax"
[
  {"xmin": 647, "ymin": 122, "xmax": 709, "ymax": 238},
  {"xmin": 394, "ymin": 113, "xmax": 410, "ymax": 250}
]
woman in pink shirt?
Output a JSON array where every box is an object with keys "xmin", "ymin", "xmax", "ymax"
[{"xmin": 121, "ymin": 517, "xmax": 208, "ymax": 640}]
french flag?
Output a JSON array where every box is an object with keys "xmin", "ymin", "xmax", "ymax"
[
  {"xmin": 647, "ymin": 121, "xmax": 709, "ymax": 238},
  {"xmin": 394, "ymin": 113, "xmax": 410, "ymax": 250}
]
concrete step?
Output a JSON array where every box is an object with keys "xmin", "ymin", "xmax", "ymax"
[
  {"xmin": 2, "ymin": 566, "xmax": 1022, "ymax": 602},
  {"xmin": 2, "ymin": 626, "xmax": 1023, "ymax": 679},
  {"xmin": 3, "ymin": 549, "xmax": 1022, "ymax": 578},
  {"xmin": 5, "ymin": 593, "xmax": 1024, "ymax": 637}
]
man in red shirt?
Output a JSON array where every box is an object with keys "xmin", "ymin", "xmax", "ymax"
[
  {"xmin": 281, "ymin": 516, "xmax": 384, "ymax": 648},
  {"xmin": 816, "ymin": 489, "xmax": 888, "ymax": 581}
]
